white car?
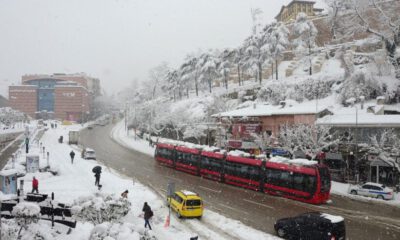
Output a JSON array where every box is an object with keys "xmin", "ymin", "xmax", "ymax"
[
  {"xmin": 84, "ymin": 148, "xmax": 96, "ymax": 160},
  {"xmin": 349, "ymin": 182, "xmax": 394, "ymax": 200}
]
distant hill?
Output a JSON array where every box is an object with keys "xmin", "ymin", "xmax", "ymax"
[{"xmin": 0, "ymin": 95, "xmax": 9, "ymax": 107}]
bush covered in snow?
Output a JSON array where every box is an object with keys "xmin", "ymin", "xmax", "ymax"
[
  {"xmin": 0, "ymin": 219, "xmax": 56, "ymax": 240},
  {"xmin": 12, "ymin": 202, "xmax": 41, "ymax": 227},
  {"xmin": 71, "ymin": 193, "xmax": 131, "ymax": 224},
  {"xmin": 339, "ymin": 70, "xmax": 383, "ymax": 104},
  {"xmin": 89, "ymin": 222, "xmax": 157, "ymax": 240},
  {"xmin": 257, "ymin": 78, "xmax": 334, "ymax": 104}
]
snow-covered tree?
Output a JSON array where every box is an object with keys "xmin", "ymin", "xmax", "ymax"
[
  {"xmin": 279, "ymin": 124, "xmax": 338, "ymax": 159},
  {"xmin": 242, "ymin": 9, "xmax": 271, "ymax": 84},
  {"xmin": 243, "ymin": 31, "xmax": 270, "ymax": 84},
  {"xmin": 232, "ymin": 46, "xmax": 245, "ymax": 86},
  {"xmin": 145, "ymin": 62, "xmax": 169, "ymax": 100},
  {"xmin": 366, "ymin": 128, "xmax": 400, "ymax": 172},
  {"xmin": 199, "ymin": 51, "xmax": 220, "ymax": 93},
  {"xmin": 269, "ymin": 22, "xmax": 289, "ymax": 80},
  {"xmin": 180, "ymin": 53, "xmax": 203, "ymax": 97},
  {"xmin": 329, "ymin": 0, "xmax": 400, "ymax": 78},
  {"xmin": 162, "ymin": 69, "xmax": 181, "ymax": 101},
  {"xmin": 293, "ymin": 12, "xmax": 318, "ymax": 76},
  {"xmin": 218, "ymin": 49, "xmax": 235, "ymax": 89}
]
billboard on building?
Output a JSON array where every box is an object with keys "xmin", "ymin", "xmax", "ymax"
[{"xmin": 26, "ymin": 154, "xmax": 40, "ymax": 173}]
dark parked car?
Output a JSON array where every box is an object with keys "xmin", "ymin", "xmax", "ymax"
[{"xmin": 274, "ymin": 212, "xmax": 345, "ymax": 240}]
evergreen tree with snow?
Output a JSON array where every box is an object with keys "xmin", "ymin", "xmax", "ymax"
[{"xmin": 293, "ymin": 12, "xmax": 318, "ymax": 76}]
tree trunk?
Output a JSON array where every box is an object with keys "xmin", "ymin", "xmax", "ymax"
[
  {"xmin": 276, "ymin": 59, "xmax": 278, "ymax": 80},
  {"xmin": 258, "ymin": 62, "xmax": 262, "ymax": 84},
  {"xmin": 209, "ymin": 79, "xmax": 212, "ymax": 93},
  {"xmin": 224, "ymin": 71, "xmax": 228, "ymax": 89},
  {"xmin": 186, "ymin": 87, "xmax": 189, "ymax": 99},
  {"xmin": 271, "ymin": 62, "xmax": 274, "ymax": 80},
  {"xmin": 309, "ymin": 44, "xmax": 312, "ymax": 76},
  {"xmin": 237, "ymin": 65, "xmax": 241, "ymax": 86},
  {"xmin": 195, "ymin": 74, "xmax": 199, "ymax": 96}
]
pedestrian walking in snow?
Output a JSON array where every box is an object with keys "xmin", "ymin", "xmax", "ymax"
[
  {"xmin": 121, "ymin": 190, "xmax": 128, "ymax": 198},
  {"xmin": 70, "ymin": 150, "xmax": 75, "ymax": 164},
  {"xmin": 95, "ymin": 172, "xmax": 101, "ymax": 187},
  {"xmin": 142, "ymin": 202, "xmax": 153, "ymax": 230},
  {"xmin": 32, "ymin": 176, "xmax": 39, "ymax": 194}
]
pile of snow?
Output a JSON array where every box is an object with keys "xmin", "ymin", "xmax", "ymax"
[
  {"xmin": 320, "ymin": 213, "xmax": 344, "ymax": 223},
  {"xmin": 269, "ymin": 156, "xmax": 318, "ymax": 166}
]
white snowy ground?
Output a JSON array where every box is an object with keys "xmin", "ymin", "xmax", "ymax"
[
  {"xmin": 112, "ymin": 120, "xmax": 400, "ymax": 208},
  {"xmin": 0, "ymin": 122, "xmax": 280, "ymax": 240}
]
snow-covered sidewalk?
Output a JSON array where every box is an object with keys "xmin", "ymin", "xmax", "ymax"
[{"xmin": 0, "ymin": 122, "xmax": 280, "ymax": 240}]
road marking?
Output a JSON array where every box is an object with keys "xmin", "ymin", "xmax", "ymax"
[
  {"xmin": 142, "ymin": 167, "xmax": 152, "ymax": 173},
  {"xmin": 166, "ymin": 175, "xmax": 182, "ymax": 182},
  {"xmin": 378, "ymin": 222, "xmax": 400, "ymax": 231},
  {"xmin": 219, "ymin": 204, "xmax": 249, "ymax": 215},
  {"xmin": 199, "ymin": 185, "xmax": 221, "ymax": 193},
  {"xmin": 243, "ymin": 199, "xmax": 275, "ymax": 209}
]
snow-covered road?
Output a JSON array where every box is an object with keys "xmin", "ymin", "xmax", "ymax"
[{"xmin": 1, "ymin": 123, "xmax": 281, "ymax": 240}]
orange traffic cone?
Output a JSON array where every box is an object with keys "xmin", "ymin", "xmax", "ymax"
[{"xmin": 164, "ymin": 215, "xmax": 170, "ymax": 228}]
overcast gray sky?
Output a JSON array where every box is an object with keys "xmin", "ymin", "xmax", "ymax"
[{"xmin": 0, "ymin": 0, "xmax": 326, "ymax": 97}]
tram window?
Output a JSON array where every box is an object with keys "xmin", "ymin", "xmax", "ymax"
[
  {"xmin": 157, "ymin": 148, "xmax": 173, "ymax": 159},
  {"xmin": 293, "ymin": 173, "xmax": 304, "ymax": 191},
  {"xmin": 201, "ymin": 156, "xmax": 222, "ymax": 172},
  {"xmin": 176, "ymin": 151, "xmax": 199, "ymax": 166},
  {"xmin": 303, "ymin": 175, "xmax": 316, "ymax": 193},
  {"xmin": 225, "ymin": 161, "xmax": 260, "ymax": 181}
]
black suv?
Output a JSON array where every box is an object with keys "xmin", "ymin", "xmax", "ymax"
[{"xmin": 274, "ymin": 212, "xmax": 346, "ymax": 240}]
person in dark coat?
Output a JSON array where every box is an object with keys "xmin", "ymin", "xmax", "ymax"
[
  {"xmin": 95, "ymin": 172, "xmax": 101, "ymax": 186},
  {"xmin": 121, "ymin": 190, "xmax": 128, "ymax": 198},
  {"xmin": 32, "ymin": 176, "xmax": 39, "ymax": 193},
  {"xmin": 70, "ymin": 150, "xmax": 75, "ymax": 164},
  {"xmin": 142, "ymin": 202, "xmax": 153, "ymax": 230}
]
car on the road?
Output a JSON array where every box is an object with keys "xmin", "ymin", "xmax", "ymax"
[
  {"xmin": 274, "ymin": 212, "xmax": 346, "ymax": 240},
  {"xmin": 167, "ymin": 190, "xmax": 203, "ymax": 218},
  {"xmin": 83, "ymin": 148, "xmax": 96, "ymax": 160},
  {"xmin": 349, "ymin": 182, "xmax": 394, "ymax": 200}
]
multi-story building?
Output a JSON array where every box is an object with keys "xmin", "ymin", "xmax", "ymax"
[
  {"xmin": 275, "ymin": 0, "xmax": 323, "ymax": 23},
  {"xmin": 9, "ymin": 73, "xmax": 100, "ymax": 122}
]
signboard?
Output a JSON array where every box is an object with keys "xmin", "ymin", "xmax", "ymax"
[
  {"xmin": 226, "ymin": 140, "xmax": 259, "ymax": 149},
  {"xmin": 0, "ymin": 172, "xmax": 18, "ymax": 194},
  {"xmin": 232, "ymin": 124, "xmax": 261, "ymax": 138},
  {"xmin": 26, "ymin": 155, "xmax": 40, "ymax": 173},
  {"xmin": 228, "ymin": 140, "xmax": 242, "ymax": 148},
  {"xmin": 271, "ymin": 149, "xmax": 290, "ymax": 156}
]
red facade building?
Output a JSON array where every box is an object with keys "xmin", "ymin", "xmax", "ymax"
[{"xmin": 8, "ymin": 73, "xmax": 99, "ymax": 121}]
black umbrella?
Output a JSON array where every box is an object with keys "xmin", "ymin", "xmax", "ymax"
[{"xmin": 92, "ymin": 166, "xmax": 102, "ymax": 174}]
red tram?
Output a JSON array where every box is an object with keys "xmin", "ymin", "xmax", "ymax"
[{"xmin": 155, "ymin": 143, "xmax": 331, "ymax": 204}]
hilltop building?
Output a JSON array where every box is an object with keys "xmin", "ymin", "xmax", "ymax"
[
  {"xmin": 275, "ymin": 0, "xmax": 324, "ymax": 23},
  {"xmin": 8, "ymin": 73, "xmax": 101, "ymax": 121}
]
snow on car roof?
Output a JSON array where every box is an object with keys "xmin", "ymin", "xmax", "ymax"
[
  {"xmin": 269, "ymin": 156, "xmax": 318, "ymax": 166},
  {"xmin": 85, "ymin": 148, "xmax": 94, "ymax": 152},
  {"xmin": 364, "ymin": 182, "xmax": 385, "ymax": 187},
  {"xmin": 320, "ymin": 213, "xmax": 344, "ymax": 223},
  {"xmin": 181, "ymin": 190, "xmax": 197, "ymax": 196}
]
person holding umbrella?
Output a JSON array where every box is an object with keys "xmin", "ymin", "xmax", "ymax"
[{"xmin": 92, "ymin": 166, "xmax": 102, "ymax": 189}]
